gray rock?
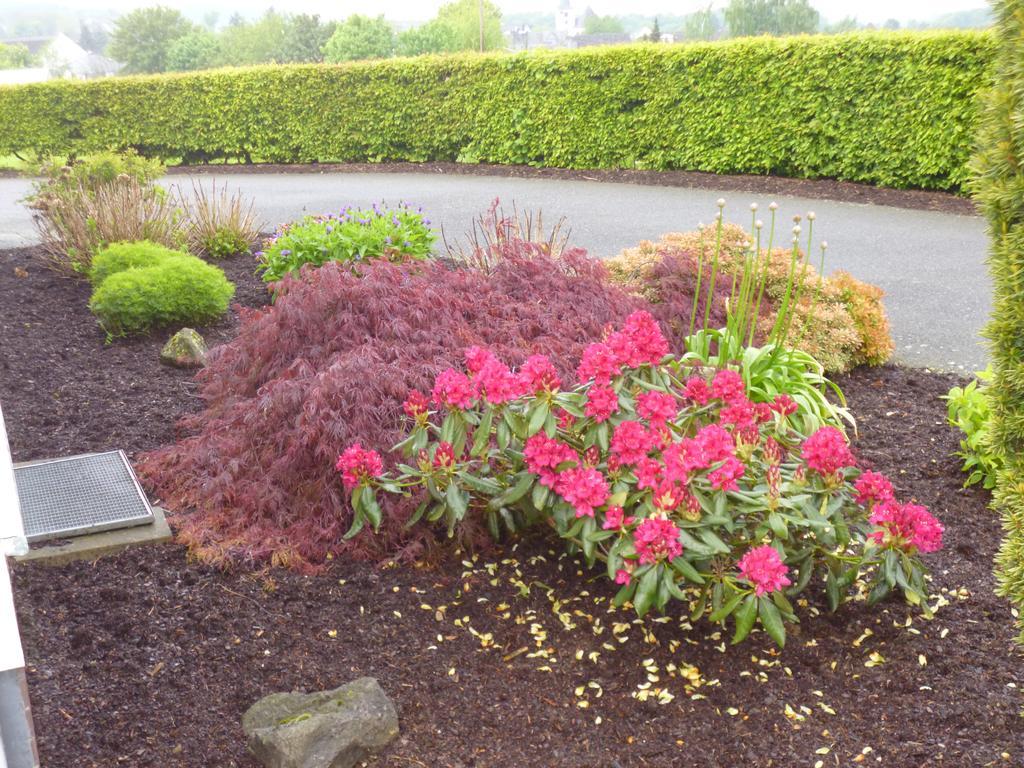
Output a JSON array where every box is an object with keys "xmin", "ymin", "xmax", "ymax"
[
  {"xmin": 160, "ymin": 328, "xmax": 207, "ymax": 368},
  {"xmin": 242, "ymin": 677, "xmax": 399, "ymax": 768}
]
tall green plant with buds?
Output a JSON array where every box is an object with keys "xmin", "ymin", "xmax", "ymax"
[{"xmin": 971, "ymin": 0, "xmax": 1024, "ymax": 642}]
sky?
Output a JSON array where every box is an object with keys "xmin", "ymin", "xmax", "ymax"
[{"xmin": 0, "ymin": 0, "xmax": 988, "ymax": 25}]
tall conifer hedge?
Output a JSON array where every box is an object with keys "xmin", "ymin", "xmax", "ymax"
[{"xmin": 973, "ymin": 1, "xmax": 1024, "ymax": 637}]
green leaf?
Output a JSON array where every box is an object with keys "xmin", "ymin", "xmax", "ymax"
[
  {"xmin": 731, "ymin": 594, "xmax": 758, "ymax": 644},
  {"xmin": 708, "ymin": 592, "xmax": 743, "ymax": 623},
  {"xmin": 671, "ymin": 556, "xmax": 705, "ymax": 585},
  {"xmin": 445, "ymin": 482, "xmax": 467, "ymax": 519},
  {"xmin": 758, "ymin": 595, "xmax": 786, "ymax": 648},
  {"xmin": 527, "ymin": 401, "xmax": 549, "ymax": 436},
  {"xmin": 634, "ymin": 566, "xmax": 660, "ymax": 617}
]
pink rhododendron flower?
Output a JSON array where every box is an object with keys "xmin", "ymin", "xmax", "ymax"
[
  {"xmin": 432, "ymin": 368, "xmax": 474, "ymax": 409},
  {"xmin": 585, "ymin": 384, "xmax": 619, "ymax": 422},
  {"xmin": 635, "ymin": 457, "xmax": 663, "ymax": 490},
  {"xmin": 854, "ymin": 470, "xmax": 895, "ymax": 507},
  {"xmin": 869, "ymin": 501, "xmax": 944, "ymax": 554},
  {"xmin": 695, "ymin": 424, "xmax": 735, "ymax": 464},
  {"xmin": 634, "ymin": 517, "xmax": 684, "ymax": 565},
  {"xmin": 801, "ymin": 427, "xmax": 856, "ymax": 477},
  {"xmin": 708, "ymin": 455, "xmax": 745, "ymax": 492},
  {"xmin": 519, "ymin": 354, "xmax": 561, "ymax": 393},
  {"xmin": 473, "ymin": 358, "xmax": 523, "ymax": 404},
  {"xmin": 611, "ymin": 420, "xmax": 654, "ymax": 466},
  {"xmin": 335, "ymin": 443, "xmax": 384, "ymax": 490},
  {"xmin": 555, "ymin": 467, "xmax": 610, "ymax": 518},
  {"xmin": 683, "ymin": 376, "xmax": 711, "ymax": 405},
  {"xmin": 577, "ymin": 342, "xmax": 622, "ymax": 384},
  {"xmin": 737, "ymin": 545, "xmax": 791, "ymax": 596},
  {"xmin": 637, "ymin": 391, "xmax": 677, "ymax": 425},
  {"xmin": 719, "ymin": 398, "xmax": 757, "ymax": 430},
  {"xmin": 615, "ymin": 568, "xmax": 632, "ymax": 585},
  {"xmin": 583, "ymin": 445, "xmax": 602, "ymax": 467},
  {"xmin": 464, "ymin": 346, "xmax": 497, "ymax": 374},
  {"xmin": 663, "ymin": 439, "xmax": 703, "ymax": 481},
  {"xmin": 433, "ymin": 441, "xmax": 456, "ymax": 468},
  {"xmin": 602, "ymin": 505, "xmax": 634, "ymax": 531},
  {"xmin": 753, "ymin": 402, "xmax": 773, "ymax": 423},
  {"xmin": 403, "ymin": 390, "xmax": 429, "ymax": 419},
  {"xmin": 711, "ymin": 369, "xmax": 746, "ymax": 404},
  {"xmin": 524, "ymin": 433, "xmax": 578, "ymax": 488},
  {"xmin": 770, "ymin": 394, "xmax": 798, "ymax": 416},
  {"xmin": 605, "ymin": 311, "xmax": 670, "ymax": 368}
]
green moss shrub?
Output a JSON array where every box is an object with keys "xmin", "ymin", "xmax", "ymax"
[
  {"xmin": 0, "ymin": 32, "xmax": 994, "ymax": 190},
  {"xmin": 88, "ymin": 241, "xmax": 235, "ymax": 335}
]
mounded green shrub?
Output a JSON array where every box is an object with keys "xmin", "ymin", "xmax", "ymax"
[
  {"xmin": 88, "ymin": 241, "xmax": 235, "ymax": 335},
  {"xmin": 89, "ymin": 240, "xmax": 182, "ymax": 286},
  {"xmin": 972, "ymin": 0, "xmax": 1024, "ymax": 642},
  {"xmin": 0, "ymin": 31, "xmax": 994, "ymax": 190}
]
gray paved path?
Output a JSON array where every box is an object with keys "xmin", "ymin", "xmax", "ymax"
[{"xmin": 0, "ymin": 172, "xmax": 990, "ymax": 372}]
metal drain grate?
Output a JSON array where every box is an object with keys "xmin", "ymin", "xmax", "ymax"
[{"xmin": 14, "ymin": 451, "xmax": 154, "ymax": 543}]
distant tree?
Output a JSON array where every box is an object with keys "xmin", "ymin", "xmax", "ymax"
[
  {"xmin": 322, "ymin": 15, "xmax": 395, "ymax": 62},
  {"xmin": 435, "ymin": 0, "xmax": 504, "ymax": 52},
  {"xmin": 0, "ymin": 42, "xmax": 33, "ymax": 69},
  {"xmin": 203, "ymin": 12, "xmax": 220, "ymax": 31},
  {"xmin": 826, "ymin": 16, "xmax": 859, "ymax": 33},
  {"xmin": 647, "ymin": 17, "xmax": 662, "ymax": 42},
  {"xmin": 281, "ymin": 14, "xmax": 336, "ymax": 63},
  {"xmin": 396, "ymin": 19, "xmax": 459, "ymax": 56},
  {"xmin": 78, "ymin": 22, "xmax": 106, "ymax": 53},
  {"xmin": 216, "ymin": 10, "xmax": 288, "ymax": 66},
  {"xmin": 584, "ymin": 14, "xmax": 625, "ymax": 34},
  {"xmin": 682, "ymin": 5, "xmax": 720, "ymax": 40},
  {"xmin": 724, "ymin": 0, "xmax": 819, "ymax": 37},
  {"xmin": 166, "ymin": 28, "xmax": 220, "ymax": 71},
  {"xmin": 883, "ymin": 18, "xmax": 900, "ymax": 29},
  {"xmin": 107, "ymin": 6, "xmax": 195, "ymax": 73}
]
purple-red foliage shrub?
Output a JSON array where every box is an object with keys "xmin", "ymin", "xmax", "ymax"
[{"xmin": 139, "ymin": 249, "xmax": 716, "ymax": 569}]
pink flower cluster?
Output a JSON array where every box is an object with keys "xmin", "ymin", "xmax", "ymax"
[
  {"xmin": 431, "ymin": 350, "xmax": 563, "ymax": 411},
  {"xmin": 854, "ymin": 470, "xmax": 894, "ymax": 506},
  {"xmin": 576, "ymin": 311, "xmax": 668, "ymax": 384},
  {"xmin": 634, "ymin": 517, "xmax": 683, "ymax": 565},
  {"xmin": 523, "ymin": 433, "xmax": 578, "ymax": 489},
  {"xmin": 403, "ymin": 390, "xmax": 429, "ymax": 419},
  {"xmin": 737, "ymin": 545, "xmax": 792, "ymax": 595},
  {"xmin": 801, "ymin": 426, "xmax": 856, "ymax": 477},
  {"xmin": 869, "ymin": 501, "xmax": 944, "ymax": 554},
  {"xmin": 555, "ymin": 467, "xmax": 610, "ymax": 518},
  {"xmin": 335, "ymin": 443, "xmax": 384, "ymax": 490}
]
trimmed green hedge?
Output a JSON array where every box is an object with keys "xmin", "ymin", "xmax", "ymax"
[{"xmin": 0, "ymin": 31, "xmax": 994, "ymax": 190}]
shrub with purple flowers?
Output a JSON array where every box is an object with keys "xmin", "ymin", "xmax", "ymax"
[{"xmin": 256, "ymin": 202, "xmax": 435, "ymax": 283}]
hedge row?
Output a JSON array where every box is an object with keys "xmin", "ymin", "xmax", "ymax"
[{"xmin": 0, "ymin": 31, "xmax": 995, "ymax": 190}]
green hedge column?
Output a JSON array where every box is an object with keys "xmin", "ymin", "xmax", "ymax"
[{"xmin": 973, "ymin": 1, "xmax": 1024, "ymax": 640}]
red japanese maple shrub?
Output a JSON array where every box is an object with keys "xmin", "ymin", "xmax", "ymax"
[{"xmin": 138, "ymin": 249, "xmax": 728, "ymax": 570}]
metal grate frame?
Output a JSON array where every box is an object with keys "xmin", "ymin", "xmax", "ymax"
[{"xmin": 14, "ymin": 451, "xmax": 154, "ymax": 543}]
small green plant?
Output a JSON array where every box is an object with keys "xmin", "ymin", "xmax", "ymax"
[
  {"xmin": 944, "ymin": 366, "xmax": 1002, "ymax": 490},
  {"xmin": 256, "ymin": 203, "xmax": 435, "ymax": 283},
  {"xmin": 180, "ymin": 180, "xmax": 262, "ymax": 259},
  {"xmin": 32, "ymin": 149, "xmax": 164, "ymax": 201},
  {"xmin": 88, "ymin": 241, "xmax": 235, "ymax": 336}
]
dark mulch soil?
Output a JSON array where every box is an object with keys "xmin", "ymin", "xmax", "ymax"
[
  {"xmin": 0, "ymin": 247, "xmax": 270, "ymax": 463},
  {"xmin": 2, "ymin": 247, "xmax": 1020, "ymax": 767},
  {"xmin": 169, "ymin": 161, "xmax": 977, "ymax": 216}
]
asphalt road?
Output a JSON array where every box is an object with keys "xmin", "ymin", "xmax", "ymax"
[{"xmin": 0, "ymin": 172, "xmax": 990, "ymax": 372}]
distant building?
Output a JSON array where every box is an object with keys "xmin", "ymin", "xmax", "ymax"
[
  {"xmin": 555, "ymin": 0, "xmax": 585, "ymax": 39},
  {"xmin": 0, "ymin": 32, "xmax": 121, "ymax": 85}
]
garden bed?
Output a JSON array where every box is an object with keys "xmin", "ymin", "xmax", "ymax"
[{"xmin": 1, "ymin": 247, "xmax": 1021, "ymax": 766}]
